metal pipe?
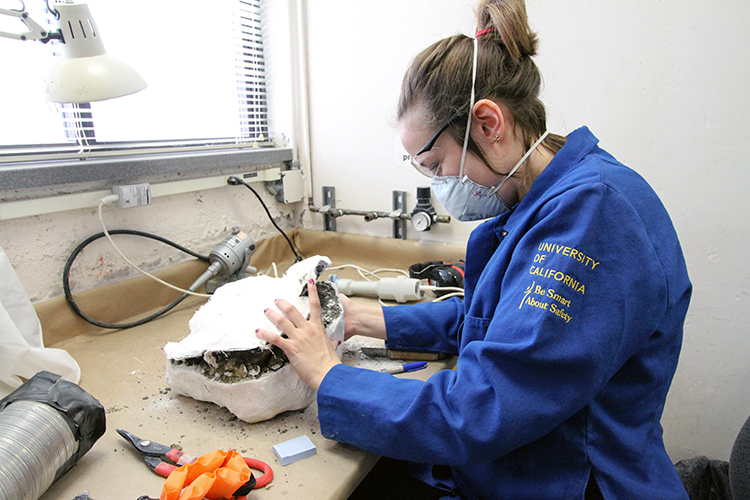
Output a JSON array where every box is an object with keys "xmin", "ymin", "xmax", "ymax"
[{"xmin": 310, "ymin": 205, "xmax": 449, "ymax": 223}]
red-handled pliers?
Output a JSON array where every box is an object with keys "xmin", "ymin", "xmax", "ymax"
[{"xmin": 117, "ymin": 429, "xmax": 273, "ymax": 491}]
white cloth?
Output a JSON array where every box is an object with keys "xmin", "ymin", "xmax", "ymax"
[{"xmin": 0, "ymin": 244, "xmax": 80, "ymax": 398}]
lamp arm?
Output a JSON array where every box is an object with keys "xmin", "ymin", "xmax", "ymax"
[{"xmin": 0, "ymin": 7, "xmax": 61, "ymax": 43}]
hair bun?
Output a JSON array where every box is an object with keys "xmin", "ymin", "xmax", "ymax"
[{"xmin": 475, "ymin": 0, "xmax": 538, "ymax": 62}]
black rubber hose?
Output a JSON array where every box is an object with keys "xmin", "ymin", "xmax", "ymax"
[
  {"xmin": 226, "ymin": 176, "xmax": 302, "ymax": 262},
  {"xmin": 63, "ymin": 230, "xmax": 210, "ymax": 330}
]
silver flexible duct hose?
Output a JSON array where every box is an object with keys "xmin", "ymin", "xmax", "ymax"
[{"xmin": 0, "ymin": 400, "xmax": 78, "ymax": 500}]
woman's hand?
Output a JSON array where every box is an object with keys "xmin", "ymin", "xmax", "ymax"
[{"xmin": 255, "ymin": 279, "xmax": 341, "ymax": 391}]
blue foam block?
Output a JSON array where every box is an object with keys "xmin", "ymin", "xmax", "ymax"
[{"xmin": 272, "ymin": 435, "xmax": 317, "ymax": 466}]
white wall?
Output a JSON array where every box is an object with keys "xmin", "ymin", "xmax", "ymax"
[{"xmin": 303, "ymin": 1, "xmax": 750, "ymax": 461}]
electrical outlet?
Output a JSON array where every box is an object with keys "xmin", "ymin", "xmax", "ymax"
[
  {"xmin": 234, "ymin": 168, "xmax": 281, "ymax": 184},
  {"xmin": 112, "ymin": 184, "xmax": 151, "ymax": 208}
]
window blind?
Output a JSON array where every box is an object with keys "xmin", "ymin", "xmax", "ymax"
[
  {"xmin": 235, "ymin": 0, "xmax": 269, "ymax": 140},
  {"xmin": 0, "ymin": 0, "xmax": 273, "ymax": 164}
]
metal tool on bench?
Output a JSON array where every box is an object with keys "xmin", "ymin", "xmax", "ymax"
[
  {"xmin": 117, "ymin": 429, "xmax": 273, "ymax": 489},
  {"xmin": 360, "ymin": 347, "xmax": 451, "ymax": 361}
]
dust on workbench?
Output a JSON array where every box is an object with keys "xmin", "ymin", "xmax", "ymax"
[{"xmin": 104, "ymin": 337, "xmax": 400, "ymax": 455}]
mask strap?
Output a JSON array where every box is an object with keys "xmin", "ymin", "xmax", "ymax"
[
  {"xmin": 488, "ymin": 130, "xmax": 550, "ymax": 195},
  {"xmin": 459, "ymin": 37, "xmax": 479, "ymax": 185}
]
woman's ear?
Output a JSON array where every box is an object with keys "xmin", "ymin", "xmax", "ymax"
[{"xmin": 472, "ymin": 99, "xmax": 506, "ymax": 145}]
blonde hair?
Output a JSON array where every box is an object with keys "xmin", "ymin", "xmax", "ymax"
[{"xmin": 398, "ymin": 0, "xmax": 565, "ymax": 176}]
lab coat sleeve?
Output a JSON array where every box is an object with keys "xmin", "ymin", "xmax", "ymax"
[
  {"xmin": 318, "ymin": 182, "xmax": 672, "ymax": 465},
  {"xmin": 0, "ymin": 245, "xmax": 80, "ymax": 397},
  {"xmin": 383, "ymin": 296, "xmax": 465, "ymax": 354}
]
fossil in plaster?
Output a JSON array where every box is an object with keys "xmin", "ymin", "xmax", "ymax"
[{"xmin": 164, "ymin": 256, "xmax": 344, "ymax": 423}]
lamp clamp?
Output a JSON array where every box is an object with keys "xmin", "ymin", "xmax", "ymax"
[{"xmin": 0, "ymin": 6, "xmax": 61, "ymax": 43}]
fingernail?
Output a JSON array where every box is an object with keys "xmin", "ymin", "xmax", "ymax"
[
  {"xmin": 255, "ymin": 328, "xmax": 260, "ymax": 333},
  {"xmin": 308, "ymin": 278, "xmax": 315, "ymax": 285},
  {"xmin": 263, "ymin": 308, "xmax": 269, "ymax": 314}
]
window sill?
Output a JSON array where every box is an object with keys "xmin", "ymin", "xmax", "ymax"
[{"xmin": 0, "ymin": 146, "xmax": 294, "ymax": 199}]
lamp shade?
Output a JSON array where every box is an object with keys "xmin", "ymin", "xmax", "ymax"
[{"xmin": 44, "ymin": 3, "xmax": 146, "ymax": 103}]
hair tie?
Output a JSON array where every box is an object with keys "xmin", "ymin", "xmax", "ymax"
[{"xmin": 475, "ymin": 28, "xmax": 496, "ymax": 38}]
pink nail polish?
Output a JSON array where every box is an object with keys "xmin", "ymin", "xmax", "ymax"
[
  {"xmin": 263, "ymin": 308, "xmax": 269, "ymax": 313},
  {"xmin": 308, "ymin": 278, "xmax": 315, "ymax": 285}
]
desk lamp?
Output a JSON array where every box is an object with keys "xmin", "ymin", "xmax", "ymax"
[{"xmin": 0, "ymin": 1, "xmax": 146, "ymax": 103}]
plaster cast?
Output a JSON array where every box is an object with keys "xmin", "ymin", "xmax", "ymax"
[{"xmin": 164, "ymin": 256, "xmax": 344, "ymax": 423}]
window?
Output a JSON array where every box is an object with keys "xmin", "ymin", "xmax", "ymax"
[{"xmin": 0, "ymin": 0, "xmax": 291, "ymax": 193}]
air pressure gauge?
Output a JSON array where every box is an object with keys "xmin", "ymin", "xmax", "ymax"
[
  {"xmin": 410, "ymin": 187, "xmax": 437, "ymax": 232},
  {"xmin": 411, "ymin": 211, "xmax": 433, "ymax": 232}
]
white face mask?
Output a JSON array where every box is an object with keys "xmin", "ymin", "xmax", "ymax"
[
  {"xmin": 431, "ymin": 175, "xmax": 511, "ymax": 222},
  {"xmin": 430, "ymin": 36, "xmax": 548, "ymax": 222},
  {"xmin": 431, "ymin": 130, "xmax": 549, "ymax": 221}
]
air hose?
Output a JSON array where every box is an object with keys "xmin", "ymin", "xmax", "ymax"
[{"xmin": 63, "ymin": 230, "xmax": 210, "ymax": 330}]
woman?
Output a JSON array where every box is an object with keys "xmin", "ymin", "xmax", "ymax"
[{"xmin": 256, "ymin": 0, "xmax": 691, "ymax": 498}]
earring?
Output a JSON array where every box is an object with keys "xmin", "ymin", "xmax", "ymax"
[{"xmin": 492, "ymin": 135, "xmax": 500, "ymax": 144}]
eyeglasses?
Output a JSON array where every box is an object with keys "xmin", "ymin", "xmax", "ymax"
[{"xmin": 410, "ymin": 109, "xmax": 464, "ymax": 178}]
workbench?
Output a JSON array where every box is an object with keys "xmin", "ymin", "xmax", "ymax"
[{"xmin": 35, "ymin": 228, "xmax": 465, "ymax": 500}]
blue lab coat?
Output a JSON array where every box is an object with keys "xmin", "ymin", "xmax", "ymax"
[{"xmin": 318, "ymin": 127, "xmax": 691, "ymax": 500}]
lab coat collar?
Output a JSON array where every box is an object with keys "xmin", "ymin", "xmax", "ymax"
[{"xmin": 495, "ymin": 126, "xmax": 600, "ymax": 238}]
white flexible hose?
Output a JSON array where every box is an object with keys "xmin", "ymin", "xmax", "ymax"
[{"xmin": 98, "ymin": 197, "xmax": 211, "ymax": 298}]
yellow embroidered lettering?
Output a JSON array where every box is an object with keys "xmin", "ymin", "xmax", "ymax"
[
  {"xmin": 525, "ymin": 296, "xmax": 549, "ymax": 310},
  {"xmin": 550, "ymin": 303, "xmax": 573, "ymax": 323},
  {"xmin": 547, "ymin": 289, "xmax": 572, "ymax": 307},
  {"xmin": 536, "ymin": 242, "xmax": 600, "ymax": 271}
]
